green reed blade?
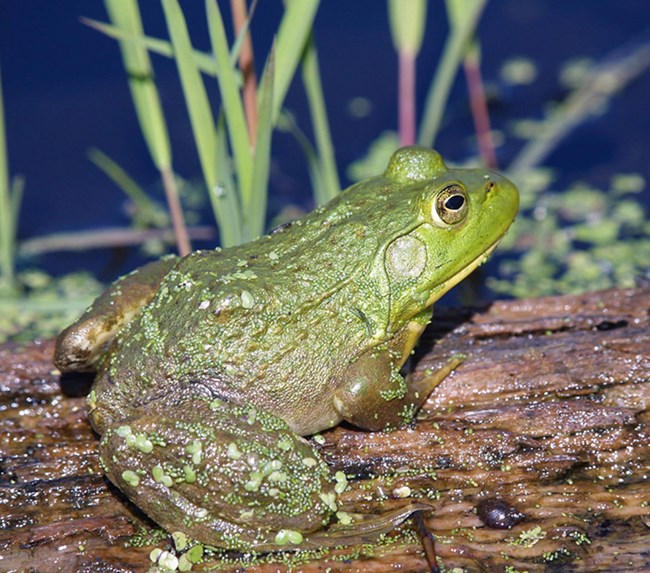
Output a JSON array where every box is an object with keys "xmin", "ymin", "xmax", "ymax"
[
  {"xmin": 161, "ymin": 0, "xmax": 241, "ymax": 246},
  {"xmin": 87, "ymin": 148, "xmax": 160, "ymax": 219},
  {"xmin": 206, "ymin": 0, "xmax": 252, "ymax": 209},
  {"xmin": 388, "ymin": 0, "xmax": 427, "ymax": 55},
  {"xmin": 302, "ymin": 36, "xmax": 340, "ymax": 204},
  {"xmin": 9, "ymin": 175, "xmax": 24, "ymax": 232},
  {"xmin": 83, "ymin": 17, "xmax": 221, "ymax": 78},
  {"xmin": 261, "ymin": 0, "xmax": 319, "ymax": 125},
  {"xmin": 0, "ymin": 57, "xmax": 15, "ymax": 293},
  {"xmin": 104, "ymin": 0, "xmax": 171, "ymax": 170},
  {"xmin": 247, "ymin": 46, "xmax": 275, "ymax": 240},
  {"xmin": 214, "ymin": 114, "xmax": 243, "ymax": 244},
  {"xmin": 278, "ymin": 110, "xmax": 325, "ymax": 205},
  {"xmin": 418, "ymin": 0, "xmax": 487, "ymax": 147}
]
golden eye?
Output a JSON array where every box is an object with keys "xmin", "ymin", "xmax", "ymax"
[{"xmin": 431, "ymin": 184, "xmax": 469, "ymax": 227}]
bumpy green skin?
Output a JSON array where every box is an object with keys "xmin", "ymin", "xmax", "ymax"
[{"xmin": 55, "ymin": 147, "xmax": 518, "ymax": 551}]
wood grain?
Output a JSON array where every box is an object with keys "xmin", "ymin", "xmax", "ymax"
[{"xmin": 1, "ymin": 287, "xmax": 649, "ymax": 572}]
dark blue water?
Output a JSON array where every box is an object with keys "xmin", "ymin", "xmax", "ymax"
[{"xmin": 2, "ymin": 1, "xmax": 649, "ymax": 281}]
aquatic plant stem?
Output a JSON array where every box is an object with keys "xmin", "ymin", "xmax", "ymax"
[
  {"xmin": 418, "ymin": 0, "xmax": 486, "ymax": 148},
  {"xmin": 19, "ymin": 227, "xmax": 215, "ymax": 256},
  {"xmin": 302, "ymin": 37, "xmax": 340, "ymax": 203},
  {"xmin": 398, "ymin": 50, "xmax": 416, "ymax": 146},
  {"xmin": 265, "ymin": 0, "xmax": 320, "ymax": 125},
  {"xmin": 463, "ymin": 48, "xmax": 497, "ymax": 168},
  {"xmin": 231, "ymin": 0, "xmax": 258, "ymax": 146},
  {"xmin": 164, "ymin": 0, "xmax": 242, "ymax": 247},
  {"xmin": 104, "ymin": 0, "xmax": 192, "ymax": 256},
  {"xmin": 161, "ymin": 166, "xmax": 191, "ymax": 256},
  {"xmin": 388, "ymin": 0, "xmax": 426, "ymax": 147},
  {"xmin": 413, "ymin": 511, "xmax": 440, "ymax": 573},
  {"xmin": 0, "ymin": 58, "xmax": 15, "ymax": 294}
]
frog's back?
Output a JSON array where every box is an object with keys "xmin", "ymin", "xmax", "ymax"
[{"xmin": 91, "ymin": 175, "xmax": 413, "ymax": 433}]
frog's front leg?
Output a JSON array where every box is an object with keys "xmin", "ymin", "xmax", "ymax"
[
  {"xmin": 98, "ymin": 396, "xmax": 336, "ymax": 551},
  {"xmin": 334, "ymin": 310, "xmax": 461, "ymax": 431}
]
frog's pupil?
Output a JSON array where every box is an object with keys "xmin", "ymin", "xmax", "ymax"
[{"xmin": 445, "ymin": 195, "xmax": 465, "ymax": 210}]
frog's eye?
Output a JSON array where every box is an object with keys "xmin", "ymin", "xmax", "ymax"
[{"xmin": 431, "ymin": 184, "xmax": 469, "ymax": 227}]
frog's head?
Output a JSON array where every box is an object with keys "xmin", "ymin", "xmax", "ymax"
[{"xmin": 379, "ymin": 146, "xmax": 519, "ymax": 327}]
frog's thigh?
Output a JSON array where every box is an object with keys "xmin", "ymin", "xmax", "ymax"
[
  {"xmin": 333, "ymin": 348, "xmax": 410, "ymax": 430},
  {"xmin": 54, "ymin": 256, "xmax": 179, "ymax": 372},
  {"xmin": 99, "ymin": 397, "xmax": 334, "ymax": 549}
]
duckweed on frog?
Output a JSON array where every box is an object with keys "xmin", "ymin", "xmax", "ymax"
[{"xmin": 55, "ymin": 146, "xmax": 518, "ymax": 551}]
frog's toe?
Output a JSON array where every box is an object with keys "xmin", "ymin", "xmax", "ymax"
[{"xmin": 99, "ymin": 398, "xmax": 335, "ymax": 550}]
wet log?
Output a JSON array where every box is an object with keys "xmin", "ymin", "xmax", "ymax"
[{"xmin": 1, "ymin": 287, "xmax": 649, "ymax": 572}]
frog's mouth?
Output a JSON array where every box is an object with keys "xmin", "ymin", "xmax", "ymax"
[{"xmin": 423, "ymin": 237, "xmax": 502, "ymax": 308}]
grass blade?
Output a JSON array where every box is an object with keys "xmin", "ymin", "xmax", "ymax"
[
  {"xmin": 247, "ymin": 46, "xmax": 275, "ymax": 239},
  {"xmin": 277, "ymin": 110, "xmax": 325, "ymax": 205},
  {"xmin": 388, "ymin": 0, "xmax": 427, "ymax": 55},
  {"xmin": 104, "ymin": 0, "xmax": 191, "ymax": 254},
  {"xmin": 262, "ymin": 0, "xmax": 319, "ymax": 124},
  {"xmin": 417, "ymin": 0, "xmax": 487, "ymax": 148},
  {"xmin": 0, "ymin": 57, "xmax": 15, "ymax": 293},
  {"xmin": 10, "ymin": 175, "xmax": 25, "ymax": 232},
  {"xmin": 88, "ymin": 148, "xmax": 167, "ymax": 227},
  {"xmin": 83, "ymin": 17, "xmax": 220, "ymax": 78},
  {"xmin": 104, "ymin": 0, "xmax": 171, "ymax": 170},
  {"xmin": 302, "ymin": 36, "xmax": 340, "ymax": 204},
  {"xmin": 214, "ymin": 114, "xmax": 243, "ymax": 243},
  {"xmin": 389, "ymin": 0, "xmax": 427, "ymax": 146},
  {"xmin": 206, "ymin": 0, "xmax": 252, "ymax": 208},
  {"xmin": 162, "ymin": 0, "xmax": 241, "ymax": 246}
]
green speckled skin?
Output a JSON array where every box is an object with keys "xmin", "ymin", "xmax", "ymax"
[{"xmin": 55, "ymin": 147, "xmax": 518, "ymax": 551}]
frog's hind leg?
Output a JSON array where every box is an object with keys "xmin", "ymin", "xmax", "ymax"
[
  {"xmin": 54, "ymin": 256, "xmax": 179, "ymax": 372},
  {"xmin": 98, "ymin": 397, "xmax": 335, "ymax": 551}
]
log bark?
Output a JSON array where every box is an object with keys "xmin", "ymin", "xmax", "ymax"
[{"xmin": 1, "ymin": 287, "xmax": 649, "ymax": 572}]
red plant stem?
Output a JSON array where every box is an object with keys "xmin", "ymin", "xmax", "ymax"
[
  {"xmin": 413, "ymin": 511, "xmax": 440, "ymax": 573},
  {"xmin": 398, "ymin": 49, "xmax": 416, "ymax": 146},
  {"xmin": 463, "ymin": 52, "xmax": 497, "ymax": 169},
  {"xmin": 231, "ymin": 0, "xmax": 258, "ymax": 146},
  {"xmin": 161, "ymin": 166, "xmax": 191, "ymax": 256}
]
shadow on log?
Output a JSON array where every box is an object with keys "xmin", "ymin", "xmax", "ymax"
[{"xmin": 1, "ymin": 287, "xmax": 649, "ymax": 572}]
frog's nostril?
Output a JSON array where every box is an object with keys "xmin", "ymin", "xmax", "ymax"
[{"xmin": 486, "ymin": 181, "xmax": 495, "ymax": 193}]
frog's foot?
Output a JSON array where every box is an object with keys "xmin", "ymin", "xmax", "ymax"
[
  {"xmin": 54, "ymin": 256, "xmax": 179, "ymax": 372},
  {"xmin": 301, "ymin": 501, "xmax": 434, "ymax": 549},
  {"xmin": 99, "ymin": 397, "xmax": 336, "ymax": 551},
  {"xmin": 409, "ymin": 354, "xmax": 464, "ymax": 404}
]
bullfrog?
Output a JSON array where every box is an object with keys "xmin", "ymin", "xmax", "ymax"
[{"xmin": 54, "ymin": 146, "xmax": 518, "ymax": 552}]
